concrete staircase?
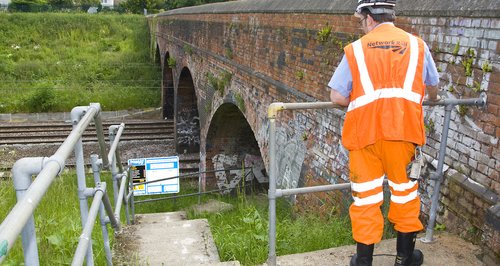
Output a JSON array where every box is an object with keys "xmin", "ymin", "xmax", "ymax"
[
  {"xmin": 121, "ymin": 211, "xmax": 239, "ymax": 266},
  {"xmin": 120, "ymin": 210, "xmax": 484, "ymax": 266}
]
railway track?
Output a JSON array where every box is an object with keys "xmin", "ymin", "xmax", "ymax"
[
  {"xmin": 0, "ymin": 120, "xmax": 174, "ymax": 145},
  {"xmin": 0, "ymin": 119, "xmax": 201, "ymax": 176}
]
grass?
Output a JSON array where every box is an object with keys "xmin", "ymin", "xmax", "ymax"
[
  {"xmin": 0, "ymin": 13, "xmax": 161, "ymax": 113},
  {"xmin": 0, "ymin": 169, "xmax": 116, "ymax": 265},
  {"xmin": 1, "ymin": 172, "xmax": 397, "ymax": 266},
  {"xmin": 188, "ymin": 194, "xmax": 354, "ymax": 265}
]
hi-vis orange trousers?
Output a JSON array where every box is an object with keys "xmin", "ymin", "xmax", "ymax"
[{"xmin": 348, "ymin": 140, "xmax": 424, "ymax": 245}]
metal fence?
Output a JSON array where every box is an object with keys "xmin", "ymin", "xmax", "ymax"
[
  {"xmin": 266, "ymin": 94, "xmax": 487, "ymax": 266},
  {"xmin": 0, "ymin": 103, "xmax": 131, "ymax": 266}
]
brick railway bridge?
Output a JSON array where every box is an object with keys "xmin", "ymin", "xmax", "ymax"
[{"xmin": 149, "ymin": 0, "xmax": 499, "ymax": 262}]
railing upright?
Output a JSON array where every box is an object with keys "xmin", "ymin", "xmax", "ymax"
[
  {"xmin": 90, "ymin": 154, "xmax": 113, "ymax": 266},
  {"xmin": 108, "ymin": 124, "xmax": 125, "ymax": 207},
  {"xmin": 72, "ymin": 106, "xmax": 96, "ymax": 266}
]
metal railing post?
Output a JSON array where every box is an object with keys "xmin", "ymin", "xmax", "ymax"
[
  {"xmin": 72, "ymin": 183, "xmax": 106, "ymax": 266},
  {"xmin": 109, "ymin": 126, "xmax": 119, "ymax": 206},
  {"xmin": 128, "ymin": 170, "xmax": 136, "ymax": 224},
  {"xmin": 90, "ymin": 154, "xmax": 113, "ymax": 266},
  {"xmin": 266, "ymin": 103, "xmax": 283, "ymax": 266},
  {"xmin": 91, "ymin": 103, "xmax": 109, "ymax": 168},
  {"xmin": 198, "ymin": 171, "xmax": 202, "ymax": 204},
  {"xmin": 114, "ymin": 172, "xmax": 128, "ymax": 225},
  {"xmin": 108, "ymin": 124, "xmax": 125, "ymax": 206},
  {"xmin": 71, "ymin": 106, "xmax": 95, "ymax": 266},
  {"xmin": 11, "ymin": 157, "xmax": 48, "ymax": 266}
]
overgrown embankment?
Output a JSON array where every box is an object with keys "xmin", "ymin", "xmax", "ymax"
[{"xmin": 0, "ymin": 13, "xmax": 161, "ymax": 113}]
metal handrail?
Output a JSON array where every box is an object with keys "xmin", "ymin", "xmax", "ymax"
[
  {"xmin": 72, "ymin": 183, "xmax": 108, "ymax": 266},
  {"xmin": 0, "ymin": 103, "xmax": 129, "ymax": 266},
  {"xmin": 266, "ymin": 94, "xmax": 487, "ymax": 266},
  {"xmin": 132, "ymin": 169, "xmax": 254, "ymax": 205}
]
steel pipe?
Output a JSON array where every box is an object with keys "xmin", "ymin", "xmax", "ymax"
[
  {"xmin": 114, "ymin": 172, "xmax": 128, "ymax": 223},
  {"xmin": 71, "ymin": 183, "xmax": 105, "ymax": 266},
  {"xmin": 276, "ymin": 183, "xmax": 351, "ymax": 198},
  {"xmin": 107, "ymin": 124, "xmax": 125, "ymax": 165},
  {"xmin": 11, "ymin": 157, "xmax": 48, "ymax": 266},
  {"xmin": 91, "ymin": 103, "xmax": 109, "ymax": 168},
  {"xmin": 72, "ymin": 106, "xmax": 95, "ymax": 266}
]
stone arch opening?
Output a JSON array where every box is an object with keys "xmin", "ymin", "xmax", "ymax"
[
  {"xmin": 205, "ymin": 103, "xmax": 268, "ymax": 193},
  {"xmin": 162, "ymin": 52, "xmax": 174, "ymax": 119},
  {"xmin": 176, "ymin": 67, "xmax": 200, "ymax": 154}
]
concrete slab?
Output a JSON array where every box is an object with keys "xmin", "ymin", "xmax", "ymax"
[
  {"xmin": 267, "ymin": 232, "xmax": 483, "ymax": 266},
  {"xmin": 132, "ymin": 212, "xmax": 222, "ymax": 265},
  {"xmin": 190, "ymin": 199, "xmax": 234, "ymax": 216}
]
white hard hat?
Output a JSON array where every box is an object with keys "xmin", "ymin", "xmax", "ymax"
[{"xmin": 356, "ymin": 0, "xmax": 396, "ymax": 15}]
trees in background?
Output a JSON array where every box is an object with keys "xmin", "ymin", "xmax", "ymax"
[
  {"xmin": 8, "ymin": 0, "xmax": 100, "ymax": 11},
  {"xmin": 120, "ymin": 0, "xmax": 234, "ymax": 14}
]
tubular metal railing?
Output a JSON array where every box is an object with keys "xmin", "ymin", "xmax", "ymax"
[
  {"xmin": 0, "ymin": 103, "xmax": 131, "ymax": 266},
  {"xmin": 266, "ymin": 94, "xmax": 487, "ymax": 266}
]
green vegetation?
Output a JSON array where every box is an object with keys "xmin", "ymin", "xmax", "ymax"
[
  {"xmin": 0, "ymin": 171, "xmax": 115, "ymax": 265},
  {"xmin": 206, "ymin": 70, "xmax": 232, "ymax": 96},
  {"xmin": 316, "ymin": 24, "xmax": 332, "ymax": 44},
  {"xmin": 186, "ymin": 193, "xmax": 354, "ymax": 265},
  {"xmin": 462, "ymin": 48, "xmax": 475, "ymax": 77},
  {"xmin": 452, "ymin": 41, "xmax": 460, "ymax": 56},
  {"xmin": 482, "ymin": 60, "xmax": 493, "ymax": 73},
  {"xmin": 167, "ymin": 56, "xmax": 177, "ymax": 68},
  {"xmin": 295, "ymin": 70, "xmax": 305, "ymax": 80},
  {"xmin": 183, "ymin": 44, "xmax": 194, "ymax": 55},
  {"xmin": 225, "ymin": 47, "xmax": 234, "ymax": 59},
  {"xmin": 234, "ymin": 92, "xmax": 245, "ymax": 112},
  {"xmin": 0, "ymin": 13, "xmax": 161, "ymax": 113}
]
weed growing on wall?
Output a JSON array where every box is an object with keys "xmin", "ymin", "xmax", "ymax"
[{"xmin": 316, "ymin": 24, "xmax": 332, "ymax": 44}]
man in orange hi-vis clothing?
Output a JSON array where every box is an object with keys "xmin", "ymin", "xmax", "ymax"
[{"xmin": 329, "ymin": 1, "xmax": 440, "ymax": 266}]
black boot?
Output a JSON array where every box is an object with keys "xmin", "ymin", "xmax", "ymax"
[
  {"xmin": 394, "ymin": 232, "xmax": 424, "ymax": 266},
  {"xmin": 350, "ymin": 242, "xmax": 374, "ymax": 266}
]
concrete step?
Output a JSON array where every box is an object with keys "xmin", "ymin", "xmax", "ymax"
[
  {"xmin": 266, "ymin": 232, "xmax": 483, "ymax": 265},
  {"xmin": 129, "ymin": 211, "xmax": 240, "ymax": 266}
]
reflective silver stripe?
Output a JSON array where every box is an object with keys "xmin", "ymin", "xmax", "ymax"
[
  {"xmin": 390, "ymin": 190, "xmax": 418, "ymax": 204},
  {"xmin": 347, "ymin": 88, "xmax": 422, "ymax": 112},
  {"xmin": 351, "ymin": 175, "xmax": 385, "ymax": 193},
  {"xmin": 353, "ymin": 192, "xmax": 384, "ymax": 206},
  {"xmin": 352, "ymin": 40, "xmax": 374, "ymax": 94},
  {"xmin": 348, "ymin": 34, "xmax": 422, "ymax": 113},
  {"xmin": 388, "ymin": 179, "xmax": 418, "ymax": 191},
  {"xmin": 403, "ymin": 34, "xmax": 419, "ymax": 92}
]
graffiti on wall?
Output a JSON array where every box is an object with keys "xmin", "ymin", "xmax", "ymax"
[
  {"xmin": 177, "ymin": 106, "xmax": 200, "ymax": 151},
  {"xmin": 212, "ymin": 153, "xmax": 268, "ymax": 194},
  {"xmin": 276, "ymin": 119, "xmax": 307, "ymax": 190}
]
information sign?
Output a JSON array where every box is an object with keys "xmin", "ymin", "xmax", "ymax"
[{"xmin": 128, "ymin": 156, "xmax": 180, "ymax": 196}]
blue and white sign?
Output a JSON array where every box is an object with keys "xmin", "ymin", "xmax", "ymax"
[{"xmin": 128, "ymin": 156, "xmax": 180, "ymax": 196}]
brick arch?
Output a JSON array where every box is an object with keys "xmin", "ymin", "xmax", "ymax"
[
  {"xmin": 176, "ymin": 67, "xmax": 200, "ymax": 154},
  {"xmin": 204, "ymin": 102, "xmax": 266, "ymax": 189},
  {"xmin": 162, "ymin": 52, "xmax": 174, "ymax": 119}
]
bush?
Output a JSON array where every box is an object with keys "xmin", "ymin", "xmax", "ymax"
[{"xmin": 26, "ymin": 85, "xmax": 56, "ymax": 112}]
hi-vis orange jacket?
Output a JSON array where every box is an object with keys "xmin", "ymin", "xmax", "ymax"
[{"xmin": 342, "ymin": 24, "xmax": 426, "ymax": 151}]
